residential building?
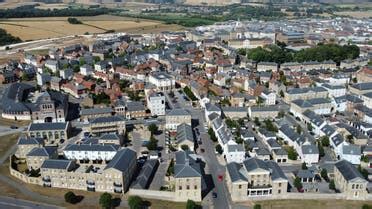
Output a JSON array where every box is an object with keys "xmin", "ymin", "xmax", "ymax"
[{"xmin": 166, "ymin": 109, "xmax": 192, "ymax": 130}]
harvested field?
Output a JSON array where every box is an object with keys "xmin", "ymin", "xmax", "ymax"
[{"xmin": 0, "ymin": 15, "xmax": 184, "ymax": 41}]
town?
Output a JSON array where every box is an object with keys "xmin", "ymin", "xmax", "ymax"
[{"xmin": 0, "ymin": 16, "xmax": 371, "ymax": 209}]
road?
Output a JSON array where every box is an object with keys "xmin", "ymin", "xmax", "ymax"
[{"xmin": 0, "ymin": 196, "xmax": 61, "ymax": 209}]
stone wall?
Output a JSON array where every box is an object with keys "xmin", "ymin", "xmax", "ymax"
[{"xmin": 128, "ymin": 189, "xmax": 176, "ymax": 201}]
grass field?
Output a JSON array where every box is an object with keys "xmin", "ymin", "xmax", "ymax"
[
  {"xmin": 0, "ymin": 15, "xmax": 184, "ymax": 41},
  {"xmin": 334, "ymin": 11, "xmax": 372, "ymax": 18},
  {"xmin": 254, "ymin": 199, "xmax": 372, "ymax": 209}
]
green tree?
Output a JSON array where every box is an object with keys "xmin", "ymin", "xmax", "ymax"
[
  {"xmin": 148, "ymin": 124, "xmax": 158, "ymax": 135},
  {"xmin": 329, "ymin": 179, "xmax": 336, "ymax": 190},
  {"xmin": 362, "ymin": 204, "xmax": 372, "ymax": 209},
  {"xmin": 186, "ymin": 199, "xmax": 198, "ymax": 209},
  {"xmin": 301, "ymin": 162, "xmax": 308, "ymax": 170},
  {"xmin": 64, "ymin": 191, "xmax": 77, "ymax": 204},
  {"xmin": 166, "ymin": 159, "xmax": 174, "ymax": 176},
  {"xmin": 208, "ymin": 128, "xmax": 217, "ymax": 142},
  {"xmin": 254, "ymin": 117, "xmax": 261, "ymax": 126},
  {"xmin": 287, "ymin": 146, "xmax": 298, "ymax": 160},
  {"xmin": 321, "ymin": 136, "xmax": 330, "ymax": 147},
  {"xmin": 321, "ymin": 168, "xmax": 328, "ymax": 181},
  {"xmin": 128, "ymin": 196, "xmax": 144, "ymax": 209},
  {"xmin": 181, "ymin": 144, "xmax": 189, "ymax": 151},
  {"xmin": 307, "ymin": 123, "xmax": 313, "ymax": 132},
  {"xmin": 146, "ymin": 135, "xmax": 158, "ymax": 151},
  {"xmin": 294, "ymin": 176, "xmax": 302, "ymax": 190},
  {"xmin": 279, "ymin": 90, "xmax": 284, "ymax": 98},
  {"xmin": 253, "ymin": 204, "xmax": 262, "ymax": 209},
  {"xmin": 215, "ymin": 144, "xmax": 223, "ymax": 155},
  {"xmin": 99, "ymin": 192, "xmax": 112, "ymax": 209},
  {"xmin": 296, "ymin": 125, "xmax": 302, "ymax": 134}
]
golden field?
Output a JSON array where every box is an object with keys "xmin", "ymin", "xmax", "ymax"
[{"xmin": 0, "ymin": 15, "xmax": 183, "ymax": 41}]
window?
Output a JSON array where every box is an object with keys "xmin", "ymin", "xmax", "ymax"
[
  {"xmin": 194, "ymin": 185, "xmax": 197, "ymax": 190},
  {"xmin": 187, "ymin": 185, "xmax": 190, "ymax": 190},
  {"xmin": 279, "ymin": 183, "xmax": 282, "ymax": 187},
  {"xmin": 238, "ymin": 185, "xmax": 242, "ymax": 189},
  {"xmin": 352, "ymin": 184, "xmax": 355, "ymax": 189},
  {"xmin": 179, "ymin": 186, "xmax": 182, "ymax": 190},
  {"xmin": 278, "ymin": 189, "xmax": 281, "ymax": 194}
]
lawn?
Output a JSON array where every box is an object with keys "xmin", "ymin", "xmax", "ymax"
[
  {"xmin": 254, "ymin": 199, "xmax": 372, "ymax": 209},
  {"xmin": 0, "ymin": 133, "xmax": 20, "ymax": 157},
  {"xmin": 0, "ymin": 116, "xmax": 30, "ymax": 127},
  {"xmin": 144, "ymin": 199, "xmax": 186, "ymax": 209}
]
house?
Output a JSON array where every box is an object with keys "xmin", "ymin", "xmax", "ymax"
[
  {"xmin": 80, "ymin": 107, "xmax": 113, "ymax": 122},
  {"xmin": 260, "ymin": 89, "xmax": 276, "ymax": 105},
  {"xmin": 166, "ymin": 109, "xmax": 192, "ymax": 131},
  {"xmin": 80, "ymin": 64, "xmax": 93, "ymax": 76},
  {"xmin": 99, "ymin": 133, "xmax": 123, "ymax": 145},
  {"xmin": 334, "ymin": 160, "xmax": 368, "ymax": 200},
  {"xmin": 63, "ymin": 144, "xmax": 119, "ymax": 162},
  {"xmin": 248, "ymin": 106, "xmax": 279, "ymax": 119},
  {"xmin": 176, "ymin": 123, "xmax": 195, "ymax": 151},
  {"xmin": 174, "ymin": 151, "xmax": 203, "ymax": 202},
  {"xmin": 125, "ymin": 101, "xmax": 147, "ymax": 119},
  {"xmin": 257, "ymin": 62, "xmax": 278, "ymax": 72},
  {"xmin": 349, "ymin": 82, "xmax": 372, "ymax": 95},
  {"xmin": 284, "ymin": 87, "xmax": 328, "ymax": 103},
  {"xmin": 149, "ymin": 71, "xmax": 175, "ymax": 91},
  {"xmin": 88, "ymin": 116, "xmax": 126, "ymax": 136},
  {"xmin": 296, "ymin": 169, "xmax": 319, "ymax": 193},
  {"xmin": 15, "ymin": 137, "xmax": 44, "ymax": 159},
  {"xmin": 226, "ymin": 158, "xmax": 288, "ymax": 202},
  {"xmin": 225, "ymin": 143, "xmax": 246, "ymax": 164},
  {"xmin": 339, "ymin": 143, "xmax": 361, "ymax": 165},
  {"xmin": 221, "ymin": 107, "xmax": 247, "ymax": 119}
]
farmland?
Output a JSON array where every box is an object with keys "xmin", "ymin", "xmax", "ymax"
[{"xmin": 0, "ymin": 15, "xmax": 184, "ymax": 41}]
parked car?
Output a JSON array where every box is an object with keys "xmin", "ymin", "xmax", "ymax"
[
  {"xmin": 10, "ymin": 125, "xmax": 18, "ymax": 129},
  {"xmin": 200, "ymin": 148, "xmax": 205, "ymax": 153},
  {"xmin": 212, "ymin": 192, "xmax": 217, "ymax": 198}
]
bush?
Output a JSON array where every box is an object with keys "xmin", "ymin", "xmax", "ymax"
[
  {"xmin": 254, "ymin": 204, "xmax": 262, "ymax": 209},
  {"xmin": 287, "ymin": 146, "xmax": 298, "ymax": 160},
  {"xmin": 329, "ymin": 179, "xmax": 336, "ymax": 190},
  {"xmin": 128, "ymin": 196, "xmax": 144, "ymax": 209},
  {"xmin": 186, "ymin": 199, "xmax": 197, "ymax": 209},
  {"xmin": 67, "ymin": 17, "xmax": 82, "ymax": 24},
  {"xmin": 64, "ymin": 191, "xmax": 76, "ymax": 204},
  {"xmin": 208, "ymin": 128, "xmax": 217, "ymax": 142},
  {"xmin": 215, "ymin": 144, "xmax": 223, "ymax": 155},
  {"xmin": 181, "ymin": 144, "xmax": 189, "ymax": 151},
  {"xmin": 99, "ymin": 192, "xmax": 112, "ymax": 209},
  {"xmin": 148, "ymin": 124, "xmax": 158, "ymax": 135},
  {"xmin": 320, "ymin": 136, "xmax": 330, "ymax": 147},
  {"xmin": 294, "ymin": 176, "xmax": 302, "ymax": 190}
]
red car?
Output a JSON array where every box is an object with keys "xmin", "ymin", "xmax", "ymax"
[{"xmin": 217, "ymin": 174, "xmax": 224, "ymax": 182}]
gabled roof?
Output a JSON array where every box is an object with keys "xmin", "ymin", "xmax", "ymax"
[
  {"xmin": 176, "ymin": 123, "xmax": 194, "ymax": 144},
  {"xmin": 90, "ymin": 116, "xmax": 124, "ymax": 124},
  {"xmin": 226, "ymin": 162, "xmax": 247, "ymax": 183},
  {"xmin": 41, "ymin": 159, "xmax": 73, "ymax": 170},
  {"xmin": 243, "ymin": 158, "xmax": 269, "ymax": 172},
  {"xmin": 167, "ymin": 108, "xmax": 190, "ymax": 116},
  {"xmin": 174, "ymin": 151, "xmax": 202, "ymax": 178},
  {"xmin": 17, "ymin": 137, "xmax": 43, "ymax": 145},
  {"xmin": 335, "ymin": 160, "xmax": 366, "ymax": 182},
  {"xmin": 266, "ymin": 161, "xmax": 287, "ymax": 181},
  {"xmin": 131, "ymin": 159, "xmax": 159, "ymax": 189},
  {"xmin": 64, "ymin": 144, "xmax": 119, "ymax": 152},
  {"xmin": 105, "ymin": 148, "xmax": 136, "ymax": 172},
  {"xmin": 28, "ymin": 122, "xmax": 68, "ymax": 131},
  {"xmin": 27, "ymin": 146, "xmax": 57, "ymax": 157}
]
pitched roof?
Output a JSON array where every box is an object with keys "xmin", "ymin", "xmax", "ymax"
[
  {"xmin": 174, "ymin": 151, "xmax": 202, "ymax": 178},
  {"xmin": 243, "ymin": 158, "xmax": 269, "ymax": 172},
  {"xmin": 226, "ymin": 162, "xmax": 247, "ymax": 182},
  {"xmin": 105, "ymin": 148, "xmax": 136, "ymax": 172},
  {"xmin": 28, "ymin": 122, "xmax": 68, "ymax": 131},
  {"xmin": 27, "ymin": 146, "xmax": 57, "ymax": 157},
  {"xmin": 335, "ymin": 160, "xmax": 366, "ymax": 182},
  {"xmin": 41, "ymin": 159, "xmax": 73, "ymax": 170}
]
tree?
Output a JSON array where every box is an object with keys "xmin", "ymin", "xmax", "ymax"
[
  {"xmin": 186, "ymin": 199, "xmax": 198, "ymax": 209},
  {"xmin": 296, "ymin": 125, "xmax": 302, "ymax": 134},
  {"xmin": 181, "ymin": 144, "xmax": 189, "ymax": 151},
  {"xmin": 321, "ymin": 168, "xmax": 328, "ymax": 181},
  {"xmin": 254, "ymin": 117, "xmax": 261, "ymax": 126},
  {"xmin": 287, "ymin": 146, "xmax": 298, "ymax": 160},
  {"xmin": 215, "ymin": 144, "xmax": 223, "ymax": 155},
  {"xmin": 329, "ymin": 179, "xmax": 336, "ymax": 190},
  {"xmin": 362, "ymin": 204, "xmax": 372, "ymax": 209},
  {"xmin": 146, "ymin": 135, "xmax": 158, "ymax": 151},
  {"xmin": 358, "ymin": 165, "xmax": 369, "ymax": 179},
  {"xmin": 128, "ymin": 196, "xmax": 144, "ymax": 209},
  {"xmin": 99, "ymin": 192, "xmax": 112, "ymax": 209},
  {"xmin": 320, "ymin": 136, "xmax": 330, "ymax": 147},
  {"xmin": 253, "ymin": 204, "xmax": 262, "ymax": 209},
  {"xmin": 318, "ymin": 143, "xmax": 325, "ymax": 157},
  {"xmin": 64, "ymin": 191, "xmax": 77, "ymax": 204},
  {"xmin": 279, "ymin": 90, "xmax": 284, "ymax": 98},
  {"xmin": 294, "ymin": 176, "xmax": 302, "ymax": 190},
  {"xmin": 208, "ymin": 128, "xmax": 217, "ymax": 142},
  {"xmin": 307, "ymin": 123, "xmax": 313, "ymax": 132},
  {"xmin": 301, "ymin": 162, "xmax": 308, "ymax": 170},
  {"xmin": 148, "ymin": 124, "xmax": 158, "ymax": 135},
  {"xmin": 166, "ymin": 158, "xmax": 174, "ymax": 176}
]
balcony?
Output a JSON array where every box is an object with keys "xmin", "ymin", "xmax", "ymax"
[
  {"xmin": 113, "ymin": 182, "xmax": 122, "ymax": 187},
  {"xmin": 42, "ymin": 177, "xmax": 51, "ymax": 182},
  {"xmin": 86, "ymin": 180, "xmax": 95, "ymax": 185},
  {"xmin": 43, "ymin": 183, "xmax": 51, "ymax": 187},
  {"xmin": 87, "ymin": 187, "xmax": 95, "ymax": 192}
]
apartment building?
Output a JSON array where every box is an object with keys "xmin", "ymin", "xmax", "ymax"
[
  {"xmin": 284, "ymin": 87, "xmax": 328, "ymax": 103},
  {"xmin": 165, "ymin": 109, "xmax": 192, "ymax": 130},
  {"xmin": 334, "ymin": 160, "xmax": 368, "ymax": 200},
  {"xmin": 63, "ymin": 144, "xmax": 120, "ymax": 163},
  {"xmin": 248, "ymin": 106, "xmax": 279, "ymax": 119},
  {"xmin": 226, "ymin": 158, "xmax": 288, "ymax": 202},
  {"xmin": 147, "ymin": 92, "xmax": 166, "ymax": 116},
  {"xmin": 26, "ymin": 146, "xmax": 58, "ymax": 170},
  {"xmin": 149, "ymin": 71, "xmax": 175, "ymax": 91},
  {"xmin": 27, "ymin": 122, "xmax": 71, "ymax": 145},
  {"xmin": 41, "ymin": 148, "xmax": 137, "ymax": 194},
  {"xmin": 15, "ymin": 137, "xmax": 44, "ymax": 159},
  {"xmin": 88, "ymin": 116, "xmax": 125, "ymax": 136}
]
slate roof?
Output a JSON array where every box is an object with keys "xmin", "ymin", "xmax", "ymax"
[
  {"xmin": 205, "ymin": 103, "xmax": 221, "ymax": 112},
  {"xmin": 80, "ymin": 107, "xmax": 112, "ymax": 116},
  {"xmin": 243, "ymin": 158, "xmax": 269, "ymax": 172},
  {"xmin": 105, "ymin": 148, "xmax": 136, "ymax": 172},
  {"xmin": 227, "ymin": 143, "xmax": 245, "ymax": 152},
  {"xmin": 176, "ymin": 123, "xmax": 194, "ymax": 144},
  {"xmin": 335, "ymin": 160, "xmax": 366, "ymax": 181},
  {"xmin": 28, "ymin": 122, "xmax": 68, "ymax": 131},
  {"xmin": 167, "ymin": 108, "xmax": 190, "ymax": 116},
  {"xmin": 17, "ymin": 137, "xmax": 43, "ymax": 145},
  {"xmin": 65, "ymin": 144, "xmax": 119, "ymax": 152},
  {"xmin": 41, "ymin": 159, "xmax": 73, "ymax": 170},
  {"xmin": 100, "ymin": 133, "xmax": 121, "ymax": 141},
  {"xmin": 342, "ymin": 144, "xmax": 361, "ymax": 155},
  {"xmin": 266, "ymin": 161, "xmax": 287, "ymax": 181},
  {"xmin": 2, "ymin": 83, "xmax": 35, "ymax": 113},
  {"xmin": 301, "ymin": 144, "xmax": 319, "ymax": 155},
  {"xmin": 297, "ymin": 169, "xmax": 315, "ymax": 179},
  {"xmin": 27, "ymin": 146, "xmax": 57, "ymax": 157},
  {"xmin": 131, "ymin": 159, "xmax": 159, "ymax": 189},
  {"xmin": 351, "ymin": 82, "xmax": 372, "ymax": 90},
  {"xmin": 302, "ymin": 110, "xmax": 325, "ymax": 127},
  {"xmin": 226, "ymin": 162, "xmax": 247, "ymax": 182},
  {"xmin": 90, "ymin": 116, "xmax": 124, "ymax": 124},
  {"xmin": 174, "ymin": 151, "xmax": 202, "ymax": 178},
  {"xmin": 331, "ymin": 134, "xmax": 344, "ymax": 147}
]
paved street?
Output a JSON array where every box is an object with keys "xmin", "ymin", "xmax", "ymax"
[{"xmin": 0, "ymin": 196, "xmax": 61, "ymax": 209}]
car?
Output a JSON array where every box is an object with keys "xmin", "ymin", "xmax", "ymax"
[
  {"xmin": 217, "ymin": 174, "xmax": 223, "ymax": 182},
  {"xmin": 198, "ymin": 140, "xmax": 202, "ymax": 145},
  {"xmin": 10, "ymin": 125, "xmax": 18, "ymax": 129},
  {"xmin": 212, "ymin": 192, "xmax": 217, "ymax": 198},
  {"xmin": 83, "ymin": 132, "xmax": 90, "ymax": 137},
  {"xmin": 200, "ymin": 148, "xmax": 205, "ymax": 153}
]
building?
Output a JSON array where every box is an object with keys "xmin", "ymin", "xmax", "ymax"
[
  {"xmin": 27, "ymin": 122, "xmax": 71, "ymax": 145},
  {"xmin": 248, "ymin": 106, "xmax": 279, "ymax": 119},
  {"xmin": 174, "ymin": 151, "xmax": 203, "ymax": 202},
  {"xmin": 80, "ymin": 107, "xmax": 113, "ymax": 122},
  {"xmin": 349, "ymin": 82, "xmax": 372, "ymax": 95},
  {"xmin": 89, "ymin": 116, "xmax": 125, "ymax": 136},
  {"xmin": 176, "ymin": 123, "xmax": 195, "ymax": 151},
  {"xmin": 15, "ymin": 137, "xmax": 44, "ymax": 159},
  {"xmin": 334, "ymin": 160, "xmax": 368, "ymax": 200},
  {"xmin": 165, "ymin": 109, "xmax": 192, "ymax": 130},
  {"xmin": 26, "ymin": 146, "xmax": 58, "ymax": 170},
  {"xmin": 284, "ymin": 87, "xmax": 328, "ymax": 103},
  {"xmin": 63, "ymin": 144, "xmax": 120, "ymax": 163},
  {"xmin": 226, "ymin": 158, "xmax": 288, "ymax": 202},
  {"xmin": 257, "ymin": 62, "xmax": 278, "ymax": 72},
  {"xmin": 41, "ymin": 148, "xmax": 137, "ymax": 194},
  {"xmin": 149, "ymin": 71, "xmax": 175, "ymax": 91},
  {"xmin": 147, "ymin": 92, "xmax": 165, "ymax": 116}
]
